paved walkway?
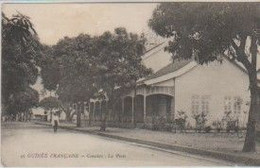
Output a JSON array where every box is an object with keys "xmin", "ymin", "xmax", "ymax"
[
  {"xmin": 3, "ymin": 122, "xmax": 232, "ymax": 166},
  {"xmin": 35, "ymin": 120, "xmax": 260, "ymax": 165}
]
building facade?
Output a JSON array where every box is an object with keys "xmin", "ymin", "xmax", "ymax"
[{"xmin": 89, "ymin": 42, "xmax": 257, "ymax": 130}]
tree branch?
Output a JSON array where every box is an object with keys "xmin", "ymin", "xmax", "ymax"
[
  {"xmin": 231, "ymin": 40, "xmax": 253, "ymax": 73},
  {"xmin": 250, "ymin": 35, "xmax": 257, "ymax": 71},
  {"xmin": 239, "ymin": 34, "xmax": 247, "ymax": 51}
]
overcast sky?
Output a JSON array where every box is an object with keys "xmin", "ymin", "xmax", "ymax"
[
  {"xmin": 2, "ymin": 3, "xmax": 260, "ymax": 99},
  {"xmin": 2, "ymin": 3, "xmax": 159, "ymax": 98},
  {"xmin": 2, "ymin": 3, "xmax": 158, "ymax": 45}
]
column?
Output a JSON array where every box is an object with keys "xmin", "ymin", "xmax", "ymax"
[
  {"xmin": 88, "ymin": 102, "xmax": 91, "ymax": 119},
  {"xmin": 88, "ymin": 101, "xmax": 91, "ymax": 126},
  {"xmin": 76, "ymin": 102, "xmax": 81, "ymax": 127},
  {"xmin": 100, "ymin": 101, "xmax": 102, "ymax": 121},
  {"xmin": 171, "ymin": 97, "xmax": 175, "ymax": 120},
  {"xmin": 93, "ymin": 101, "xmax": 96, "ymax": 121},
  {"xmin": 144, "ymin": 96, "xmax": 146, "ymax": 123},
  {"xmin": 121, "ymin": 97, "xmax": 124, "ymax": 123},
  {"xmin": 132, "ymin": 97, "xmax": 135, "ymax": 124}
]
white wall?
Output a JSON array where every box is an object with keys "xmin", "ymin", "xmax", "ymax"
[
  {"xmin": 142, "ymin": 46, "xmax": 172, "ymax": 73},
  {"xmin": 151, "ymin": 78, "xmax": 174, "ymax": 87},
  {"xmin": 175, "ymin": 59, "xmax": 250, "ymax": 128}
]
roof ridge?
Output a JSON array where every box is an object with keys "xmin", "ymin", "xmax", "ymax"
[
  {"xmin": 142, "ymin": 42, "xmax": 167, "ymax": 60},
  {"xmin": 143, "ymin": 59, "xmax": 193, "ymax": 82}
]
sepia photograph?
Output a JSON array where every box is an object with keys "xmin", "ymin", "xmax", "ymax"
[{"xmin": 1, "ymin": 1, "xmax": 260, "ymax": 167}]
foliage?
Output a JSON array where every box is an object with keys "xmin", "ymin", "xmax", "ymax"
[
  {"xmin": 204, "ymin": 126, "xmax": 212, "ymax": 133},
  {"xmin": 39, "ymin": 96, "xmax": 62, "ymax": 111},
  {"xmin": 2, "ymin": 12, "xmax": 41, "ymax": 115},
  {"xmin": 39, "ymin": 45, "xmax": 60, "ymax": 92},
  {"xmin": 222, "ymin": 111, "xmax": 239, "ymax": 133},
  {"xmin": 41, "ymin": 34, "xmax": 98, "ymax": 103},
  {"xmin": 212, "ymin": 120, "xmax": 223, "ymax": 133},
  {"xmin": 152, "ymin": 116, "xmax": 167, "ymax": 131},
  {"xmin": 174, "ymin": 111, "xmax": 188, "ymax": 132},
  {"xmin": 192, "ymin": 112, "xmax": 208, "ymax": 132},
  {"xmin": 93, "ymin": 28, "xmax": 152, "ymax": 131},
  {"xmin": 149, "ymin": 2, "xmax": 260, "ymax": 152},
  {"xmin": 6, "ymin": 87, "xmax": 39, "ymax": 115},
  {"xmin": 40, "ymin": 28, "xmax": 151, "ymax": 128},
  {"xmin": 39, "ymin": 34, "xmax": 100, "ymax": 126}
]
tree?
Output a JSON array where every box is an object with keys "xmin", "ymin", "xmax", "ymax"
[
  {"xmin": 149, "ymin": 2, "xmax": 260, "ymax": 152},
  {"xmin": 40, "ymin": 34, "xmax": 98, "ymax": 126},
  {"xmin": 7, "ymin": 87, "xmax": 39, "ymax": 121},
  {"xmin": 94, "ymin": 28, "xmax": 152, "ymax": 131},
  {"xmin": 40, "ymin": 29, "xmax": 151, "ymax": 129},
  {"xmin": 2, "ymin": 12, "xmax": 41, "ymax": 116},
  {"xmin": 39, "ymin": 96, "xmax": 62, "ymax": 121},
  {"xmin": 40, "ymin": 45, "xmax": 60, "ymax": 93}
]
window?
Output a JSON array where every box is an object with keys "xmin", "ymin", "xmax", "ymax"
[
  {"xmin": 224, "ymin": 96, "xmax": 232, "ymax": 113},
  {"xmin": 234, "ymin": 97, "xmax": 242, "ymax": 115},
  {"xmin": 201, "ymin": 95, "xmax": 210, "ymax": 114},
  {"xmin": 191, "ymin": 95, "xmax": 200, "ymax": 114},
  {"xmin": 191, "ymin": 95, "xmax": 210, "ymax": 115},
  {"xmin": 224, "ymin": 96, "xmax": 243, "ymax": 116}
]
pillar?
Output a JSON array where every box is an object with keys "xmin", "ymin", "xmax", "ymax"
[
  {"xmin": 122, "ymin": 97, "xmax": 124, "ymax": 122},
  {"xmin": 171, "ymin": 97, "xmax": 175, "ymax": 120},
  {"xmin": 144, "ymin": 96, "xmax": 146, "ymax": 123},
  {"xmin": 93, "ymin": 101, "xmax": 96, "ymax": 121},
  {"xmin": 100, "ymin": 101, "xmax": 102, "ymax": 121},
  {"xmin": 132, "ymin": 97, "xmax": 135, "ymax": 124},
  {"xmin": 76, "ymin": 102, "xmax": 81, "ymax": 127},
  {"xmin": 88, "ymin": 102, "xmax": 91, "ymax": 118},
  {"xmin": 88, "ymin": 101, "xmax": 91, "ymax": 125}
]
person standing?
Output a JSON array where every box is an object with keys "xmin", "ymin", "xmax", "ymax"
[{"xmin": 51, "ymin": 112, "xmax": 59, "ymax": 133}]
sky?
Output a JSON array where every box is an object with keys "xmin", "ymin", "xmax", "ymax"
[
  {"xmin": 2, "ymin": 3, "xmax": 158, "ymax": 45},
  {"xmin": 2, "ymin": 3, "xmax": 260, "ymax": 99},
  {"xmin": 2, "ymin": 3, "xmax": 159, "ymax": 99}
]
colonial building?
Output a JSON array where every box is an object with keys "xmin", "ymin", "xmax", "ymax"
[{"xmin": 89, "ymin": 42, "xmax": 258, "ymax": 130}]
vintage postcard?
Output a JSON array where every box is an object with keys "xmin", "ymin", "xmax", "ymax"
[{"xmin": 1, "ymin": 1, "xmax": 260, "ymax": 167}]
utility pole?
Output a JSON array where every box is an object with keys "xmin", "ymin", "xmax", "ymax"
[
  {"xmin": 76, "ymin": 102, "xmax": 81, "ymax": 127},
  {"xmin": 254, "ymin": 5, "xmax": 260, "ymax": 135}
]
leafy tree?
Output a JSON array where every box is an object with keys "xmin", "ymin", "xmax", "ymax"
[
  {"xmin": 6, "ymin": 87, "xmax": 39, "ymax": 121},
  {"xmin": 40, "ymin": 28, "xmax": 151, "ymax": 129},
  {"xmin": 94, "ymin": 28, "xmax": 152, "ymax": 131},
  {"xmin": 2, "ymin": 12, "xmax": 41, "ymax": 116},
  {"xmin": 39, "ymin": 96, "xmax": 62, "ymax": 121},
  {"xmin": 40, "ymin": 96, "xmax": 62, "ymax": 111},
  {"xmin": 40, "ymin": 34, "xmax": 98, "ymax": 126},
  {"xmin": 40, "ymin": 45, "xmax": 60, "ymax": 93},
  {"xmin": 149, "ymin": 2, "xmax": 260, "ymax": 152}
]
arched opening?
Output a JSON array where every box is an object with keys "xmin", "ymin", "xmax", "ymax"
[
  {"xmin": 146, "ymin": 94, "xmax": 172, "ymax": 121},
  {"xmin": 94, "ymin": 101, "xmax": 101, "ymax": 121},
  {"xmin": 134, "ymin": 95, "xmax": 144, "ymax": 123},
  {"xmin": 113, "ymin": 99, "xmax": 122, "ymax": 122},
  {"xmin": 123, "ymin": 96, "xmax": 132, "ymax": 122},
  {"xmin": 90, "ymin": 102, "xmax": 94, "ymax": 118}
]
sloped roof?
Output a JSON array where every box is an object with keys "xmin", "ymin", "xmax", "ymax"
[
  {"xmin": 142, "ymin": 42, "xmax": 168, "ymax": 61},
  {"xmin": 143, "ymin": 59, "xmax": 193, "ymax": 81},
  {"xmin": 140, "ymin": 41, "xmax": 260, "ymax": 86}
]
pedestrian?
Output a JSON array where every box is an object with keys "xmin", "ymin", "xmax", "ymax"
[{"xmin": 51, "ymin": 112, "xmax": 59, "ymax": 133}]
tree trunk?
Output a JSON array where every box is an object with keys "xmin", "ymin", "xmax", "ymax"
[
  {"xmin": 242, "ymin": 36, "xmax": 258, "ymax": 152},
  {"xmin": 88, "ymin": 111, "xmax": 92, "ymax": 126},
  {"xmin": 242, "ymin": 86, "xmax": 258, "ymax": 152},
  {"xmin": 77, "ymin": 103, "xmax": 81, "ymax": 127},
  {"xmin": 239, "ymin": 35, "xmax": 258, "ymax": 152},
  {"xmin": 100, "ymin": 101, "xmax": 108, "ymax": 131},
  {"xmin": 50, "ymin": 110, "xmax": 53, "ymax": 122},
  {"xmin": 61, "ymin": 103, "xmax": 72, "ymax": 122}
]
